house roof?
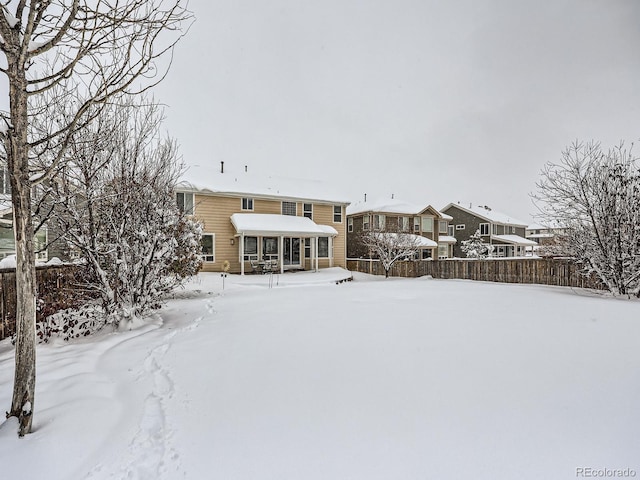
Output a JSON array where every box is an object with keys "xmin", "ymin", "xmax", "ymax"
[
  {"xmin": 372, "ymin": 232, "xmax": 438, "ymax": 248},
  {"xmin": 347, "ymin": 198, "xmax": 451, "ymax": 219},
  {"xmin": 492, "ymin": 234, "xmax": 538, "ymax": 246},
  {"xmin": 441, "ymin": 203, "xmax": 528, "ymax": 227},
  {"xmin": 177, "ymin": 172, "xmax": 350, "ymax": 205},
  {"xmin": 230, "ymin": 213, "xmax": 338, "ymax": 237},
  {"xmin": 438, "ymin": 235, "xmax": 457, "ymax": 244}
]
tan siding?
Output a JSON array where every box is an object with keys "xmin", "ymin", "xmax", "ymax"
[{"xmin": 193, "ymin": 192, "xmax": 348, "ymax": 273}]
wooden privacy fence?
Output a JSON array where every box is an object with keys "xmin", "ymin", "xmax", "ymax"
[
  {"xmin": 346, "ymin": 258, "xmax": 605, "ymax": 290},
  {"xmin": 0, "ymin": 264, "xmax": 93, "ymax": 341}
]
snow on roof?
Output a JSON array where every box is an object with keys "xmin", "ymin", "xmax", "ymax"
[
  {"xmin": 492, "ymin": 234, "xmax": 538, "ymax": 246},
  {"xmin": 347, "ymin": 198, "xmax": 451, "ymax": 219},
  {"xmin": 442, "ymin": 203, "xmax": 528, "ymax": 227},
  {"xmin": 178, "ymin": 171, "xmax": 350, "ymax": 205},
  {"xmin": 374, "ymin": 232, "xmax": 437, "ymax": 248},
  {"xmin": 230, "ymin": 213, "xmax": 338, "ymax": 237},
  {"xmin": 438, "ymin": 235, "xmax": 457, "ymax": 244},
  {"xmin": 347, "ymin": 198, "xmax": 424, "ymax": 216}
]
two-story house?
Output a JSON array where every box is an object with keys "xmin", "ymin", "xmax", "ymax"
[
  {"xmin": 441, "ymin": 203, "xmax": 536, "ymax": 258},
  {"xmin": 176, "ymin": 172, "xmax": 349, "ymax": 275},
  {"xmin": 346, "ymin": 198, "xmax": 456, "ymax": 260}
]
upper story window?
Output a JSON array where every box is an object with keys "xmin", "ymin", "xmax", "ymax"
[
  {"xmin": 282, "ymin": 201, "xmax": 296, "ymax": 216},
  {"xmin": 0, "ymin": 167, "xmax": 11, "ymax": 195},
  {"xmin": 439, "ymin": 221, "xmax": 448, "ymax": 234},
  {"xmin": 398, "ymin": 216, "xmax": 410, "ymax": 232},
  {"xmin": 511, "ymin": 225, "xmax": 516, "ymax": 234},
  {"xmin": 373, "ymin": 214, "xmax": 385, "ymax": 230},
  {"xmin": 448, "ymin": 225, "xmax": 455, "ymax": 236},
  {"xmin": 492, "ymin": 224, "xmax": 499, "ymax": 235},
  {"xmin": 303, "ymin": 203, "xmax": 313, "ymax": 219},
  {"xmin": 413, "ymin": 217, "xmax": 420, "ymax": 232},
  {"xmin": 176, "ymin": 192, "xmax": 194, "ymax": 215},
  {"xmin": 421, "ymin": 216, "xmax": 433, "ymax": 232},
  {"xmin": 479, "ymin": 223, "xmax": 490, "ymax": 235},
  {"xmin": 363, "ymin": 215, "xmax": 370, "ymax": 231},
  {"xmin": 241, "ymin": 197, "xmax": 254, "ymax": 211},
  {"xmin": 333, "ymin": 205, "xmax": 342, "ymax": 223},
  {"xmin": 456, "ymin": 224, "xmax": 465, "ymax": 230},
  {"xmin": 347, "ymin": 217, "xmax": 353, "ymax": 232}
]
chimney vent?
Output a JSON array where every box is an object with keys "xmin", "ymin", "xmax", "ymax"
[{"xmin": 220, "ymin": 161, "xmax": 224, "ymax": 174}]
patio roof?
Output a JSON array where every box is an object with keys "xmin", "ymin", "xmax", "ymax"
[
  {"xmin": 492, "ymin": 234, "xmax": 538, "ymax": 246},
  {"xmin": 230, "ymin": 213, "xmax": 338, "ymax": 237}
]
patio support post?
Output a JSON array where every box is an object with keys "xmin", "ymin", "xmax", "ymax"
[
  {"xmin": 240, "ymin": 233, "xmax": 245, "ymax": 275},
  {"xmin": 279, "ymin": 235, "xmax": 284, "ymax": 274},
  {"xmin": 315, "ymin": 236, "xmax": 319, "ymax": 272}
]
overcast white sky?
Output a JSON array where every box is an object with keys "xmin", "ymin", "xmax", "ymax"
[{"xmin": 113, "ymin": 2, "xmax": 640, "ymax": 220}]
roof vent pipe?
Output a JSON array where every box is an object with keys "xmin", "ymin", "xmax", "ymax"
[
  {"xmin": 245, "ymin": 165, "xmax": 248, "ymax": 172},
  {"xmin": 364, "ymin": 193, "xmax": 367, "ymax": 202},
  {"xmin": 220, "ymin": 161, "xmax": 224, "ymax": 174},
  {"xmin": 391, "ymin": 193, "xmax": 394, "ymax": 199}
]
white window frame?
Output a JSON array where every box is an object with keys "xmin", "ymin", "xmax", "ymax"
[
  {"xmin": 347, "ymin": 217, "xmax": 353, "ymax": 232},
  {"xmin": 456, "ymin": 224, "xmax": 465, "ymax": 230},
  {"xmin": 439, "ymin": 221, "xmax": 448, "ymax": 234},
  {"xmin": 333, "ymin": 205, "xmax": 342, "ymax": 223},
  {"xmin": 479, "ymin": 223, "xmax": 489, "ymax": 235},
  {"xmin": 492, "ymin": 224, "xmax": 499, "ymax": 235},
  {"xmin": 511, "ymin": 225, "xmax": 516, "ymax": 234},
  {"xmin": 282, "ymin": 201, "xmax": 296, "ymax": 216},
  {"xmin": 413, "ymin": 217, "xmax": 420, "ymax": 232},
  {"xmin": 421, "ymin": 216, "xmax": 433, "ymax": 232},
  {"xmin": 303, "ymin": 203, "xmax": 313, "ymax": 219},
  {"xmin": 243, "ymin": 236, "xmax": 258, "ymax": 261},
  {"xmin": 241, "ymin": 197, "xmax": 254, "ymax": 211},
  {"xmin": 363, "ymin": 215, "xmax": 370, "ymax": 231},
  {"xmin": 318, "ymin": 236, "xmax": 329, "ymax": 258},
  {"xmin": 373, "ymin": 214, "xmax": 386, "ymax": 231},
  {"xmin": 399, "ymin": 216, "xmax": 409, "ymax": 232},
  {"xmin": 201, "ymin": 233, "xmax": 215, "ymax": 263},
  {"xmin": 176, "ymin": 192, "xmax": 194, "ymax": 215},
  {"xmin": 438, "ymin": 243, "xmax": 449, "ymax": 259},
  {"xmin": 448, "ymin": 225, "xmax": 455, "ymax": 236}
]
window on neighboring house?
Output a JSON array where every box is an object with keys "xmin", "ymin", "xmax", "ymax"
[
  {"xmin": 0, "ymin": 167, "xmax": 11, "ymax": 195},
  {"xmin": 282, "ymin": 201, "xmax": 296, "ymax": 216},
  {"xmin": 318, "ymin": 237, "xmax": 329, "ymax": 257},
  {"xmin": 448, "ymin": 225, "xmax": 455, "ymax": 236},
  {"xmin": 492, "ymin": 224, "xmax": 499, "ymax": 235},
  {"xmin": 176, "ymin": 192, "xmax": 194, "ymax": 215},
  {"xmin": 479, "ymin": 223, "xmax": 489, "ymax": 235},
  {"xmin": 413, "ymin": 217, "xmax": 420, "ymax": 232},
  {"xmin": 439, "ymin": 221, "xmax": 448, "ymax": 234},
  {"xmin": 304, "ymin": 238, "xmax": 311, "ymax": 258},
  {"xmin": 333, "ymin": 205, "xmax": 342, "ymax": 223},
  {"xmin": 421, "ymin": 249, "xmax": 432, "ymax": 260},
  {"xmin": 511, "ymin": 226, "xmax": 516, "ymax": 234},
  {"xmin": 201, "ymin": 234, "xmax": 215, "ymax": 262},
  {"xmin": 398, "ymin": 216, "xmax": 409, "ymax": 232},
  {"xmin": 35, "ymin": 228, "xmax": 48, "ymax": 261},
  {"xmin": 363, "ymin": 215, "xmax": 370, "ymax": 231},
  {"xmin": 373, "ymin": 214, "xmax": 386, "ymax": 230},
  {"xmin": 421, "ymin": 216, "xmax": 433, "ymax": 232},
  {"xmin": 438, "ymin": 243, "xmax": 448, "ymax": 259},
  {"xmin": 303, "ymin": 203, "xmax": 313, "ymax": 219},
  {"xmin": 347, "ymin": 217, "xmax": 353, "ymax": 232},
  {"xmin": 243, "ymin": 236, "xmax": 258, "ymax": 260},
  {"xmin": 241, "ymin": 197, "xmax": 254, "ymax": 211},
  {"xmin": 456, "ymin": 224, "xmax": 465, "ymax": 230}
]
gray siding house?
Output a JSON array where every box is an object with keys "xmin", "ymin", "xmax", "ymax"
[{"xmin": 441, "ymin": 203, "xmax": 536, "ymax": 258}]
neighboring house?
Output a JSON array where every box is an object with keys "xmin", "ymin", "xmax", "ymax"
[
  {"xmin": 0, "ymin": 167, "xmax": 49, "ymax": 261},
  {"xmin": 441, "ymin": 203, "xmax": 536, "ymax": 258},
  {"xmin": 526, "ymin": 223, "xmax": 570, "ymax": 256},
  {"xmin": 176, "ymin": 171, "xmax": 349, "ymax": 275},
  {"xmin": 346, "ymin": 198, "xmax": 456, "ymax": 260}
]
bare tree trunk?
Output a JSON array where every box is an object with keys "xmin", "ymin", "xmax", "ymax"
[{"xmin": 5, "ymin": 50, "xmax": 36, "ymax": 436}]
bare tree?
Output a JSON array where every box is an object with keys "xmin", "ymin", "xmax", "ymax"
[
  {"xmin": 0, "ymin": 1, "xmax": 191, "ymax": 435},
  {"xmin": 361, "ymin": 230, "xmax": 425, "ymax": 278},
  {"xmin": 42, "ymin": 96, "xmax": 202, "ymax": 326},
  {"xmin": 533, "ymin": 140, "xmax": 640, "ymax": 296}
]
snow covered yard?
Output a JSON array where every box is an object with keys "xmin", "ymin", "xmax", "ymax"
[{"xmin": 1, "ymin": 268, "xmax": 639, "ymax": 479}]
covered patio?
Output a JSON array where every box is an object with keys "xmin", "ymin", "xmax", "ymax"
[
  {"xmin": 491, "ymin": 234, "xmax": 538, "ymax": 257},
  {"xmin": 230, "ymin": 213, "xmax": 338, "ymax": 275}
]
